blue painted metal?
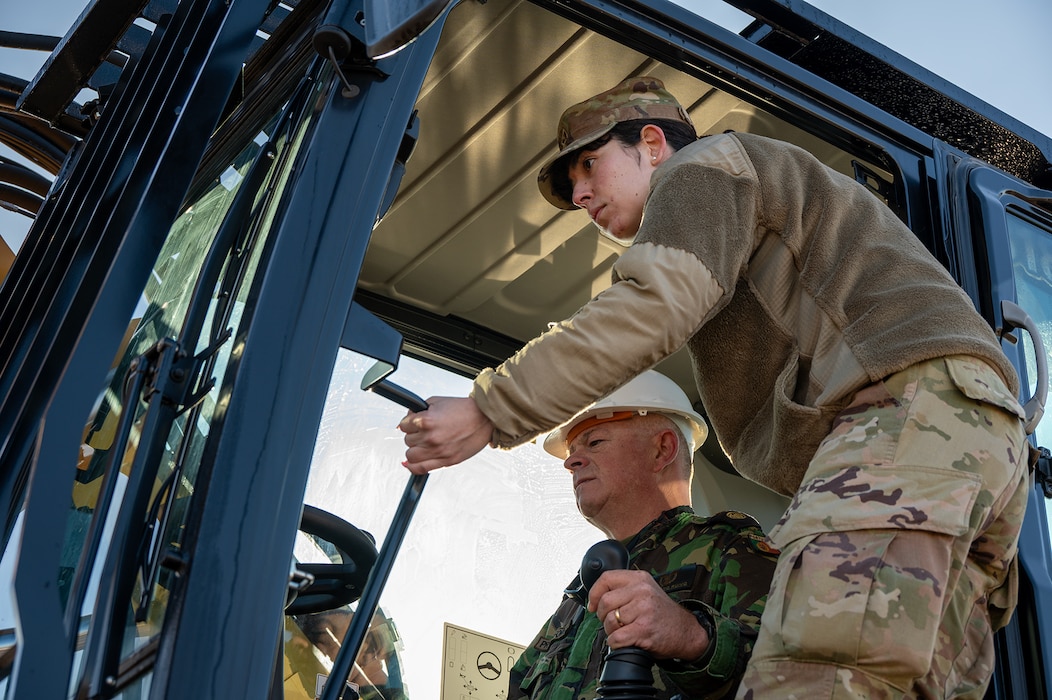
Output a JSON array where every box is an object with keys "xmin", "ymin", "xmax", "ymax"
[
  {"xmin": 0, "ymin": 0, "xmax": 273, "ymax": 696},
  {"xmin": 145, "ymin": 7, "xmax": 442, "ymax": 696}
]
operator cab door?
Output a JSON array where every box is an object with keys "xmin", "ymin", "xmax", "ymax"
[
  {"xmin": 0, "ymin": 1, "xmax": 453, "ymax": 697},
  {"xmin": 936, "ymin": 143, "xmax": 1052, "ymax": 699}
]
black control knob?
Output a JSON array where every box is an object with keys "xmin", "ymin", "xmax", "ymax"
[
  {"xmin": 579, "ymin": 540, "xmax": 658, "ymax": 700},
  {"xmin": 581, "ymin": 539, "xmax": 629, "ymax": 591}
]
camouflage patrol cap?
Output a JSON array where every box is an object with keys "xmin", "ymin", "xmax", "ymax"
[{"xmin": 537, "ymin": 76, "xmax": 694, "ymax": 210}]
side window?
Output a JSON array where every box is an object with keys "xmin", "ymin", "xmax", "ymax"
[{"xmin": 1004, "ymin": 208, "xmax": 1052, "ymax": 514}]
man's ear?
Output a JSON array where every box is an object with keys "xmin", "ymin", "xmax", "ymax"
[
  {"xmin": 639, "ymin": 124, "xmax": 668, "ymax": 159},
  {"xmin": 652, "ymin": 428, "xmax": 680, "ymax": 473}
]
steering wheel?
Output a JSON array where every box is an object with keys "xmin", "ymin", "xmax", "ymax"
[{"xmin": 286, "ymin": 504, "xmax": 379, "ymax": 616}]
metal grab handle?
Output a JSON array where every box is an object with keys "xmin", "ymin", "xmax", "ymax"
[
  {"xmin": 320, "ymin": 376, "xmax": 429, "ymax": 700},
  {"xmin": 1001, "ymin": 300, "xmax": 1048, "ymax": 435}
]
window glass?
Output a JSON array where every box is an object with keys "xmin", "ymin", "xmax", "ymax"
[
  {"xmin": 300, "ymin": 351, "xmax": 604, "ymax": 695},
  {"xmin": 1004, "ymin": 209, "xmax": 1052, "ymax": 537}
]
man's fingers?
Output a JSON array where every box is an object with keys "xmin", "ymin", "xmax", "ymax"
[{"xmin": 587, "ymin": 570, "xmax": 647, "ymax": 612}]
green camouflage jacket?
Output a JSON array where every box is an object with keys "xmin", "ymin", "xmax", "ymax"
[{"xmin": 509, "ymin": 507, "xmax": 779, "ymax": 700}]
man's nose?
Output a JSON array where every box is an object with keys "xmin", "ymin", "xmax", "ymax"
[{"xmin": 564, "ymin": 450, "xmax": 587, "ymax": 471}]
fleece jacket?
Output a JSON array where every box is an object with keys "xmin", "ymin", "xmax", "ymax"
[{"xmin": 472, "ymin": 132, "xmax": 1018, "ymax": 496}]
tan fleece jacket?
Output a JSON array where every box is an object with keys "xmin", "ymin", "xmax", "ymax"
[{"xmin": 472, "ymin": 132, "xmax": 1018, "ymax": 496}]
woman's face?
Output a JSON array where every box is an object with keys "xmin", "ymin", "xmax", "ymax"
[{"xmin": 567, "ymin": 137, "xmax": 655, "ymax": 241}]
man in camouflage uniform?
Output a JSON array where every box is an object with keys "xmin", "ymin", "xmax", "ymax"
[
  {"xmin": 509, "ymin": 371, "xmax": 779, "ymax": 700},
  {"xmin": 400, "ymin": 77, "xmax": 1029, "ymax": 698}
]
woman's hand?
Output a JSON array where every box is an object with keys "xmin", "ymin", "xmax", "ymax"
[{"xmin": 398, "ymin": 396, "xmax": 493, "ymax": 473}]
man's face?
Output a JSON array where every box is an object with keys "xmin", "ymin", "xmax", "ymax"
[
  {"xmin": 563, "ymin": 417, "xmax": 656, "ymax": 526},
  {"xmin": 566, "ymin": 138, "xmax": 653, "ymax": 241}
]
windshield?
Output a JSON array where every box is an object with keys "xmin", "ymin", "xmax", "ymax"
[{"xmin": 300, "ymin": 350, "xmax": 604, "ymax": 696}]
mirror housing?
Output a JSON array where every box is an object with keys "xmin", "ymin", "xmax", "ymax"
[
  {"xmin": 341, "ymin": 301, "xmax": 403, "ymax": 378},
  {"xmin": 364, "ymin": 0, "xmax": 454, "ymax": 58}
]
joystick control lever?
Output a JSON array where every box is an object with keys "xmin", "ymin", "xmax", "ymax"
[{"xmin": 579, "ymin": 540, "xmax": 658, "ymax": 699}]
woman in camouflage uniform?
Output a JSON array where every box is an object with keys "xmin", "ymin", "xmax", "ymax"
[{"xmin": 400, "ymin": 77, "xmax": 1028, "ymax": 699}]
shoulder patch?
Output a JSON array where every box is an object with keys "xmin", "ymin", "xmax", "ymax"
[
  {"xmin": 706, "ymin": 510, "xmax": 762, "ymax": 529},
  {"xmin": 753, "ymin": 539, "xmax": 781, "ymax": 556}
]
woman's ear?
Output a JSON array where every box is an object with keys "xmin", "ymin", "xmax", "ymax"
[{"xmin": 639, "ymin": 124, "xmax": 668, "ymax": 162}]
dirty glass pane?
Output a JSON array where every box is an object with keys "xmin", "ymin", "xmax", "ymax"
[{"xmin": 299, "ymin": 351, "xmax": 604, "ymax": 697}]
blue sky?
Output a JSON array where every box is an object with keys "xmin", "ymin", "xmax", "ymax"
[
  {"xmin": 806, "ymin": 0, "xmax": 1051, "ymax": 138},
  {"xmin": 2, "ymin": 0, "xmax": 1051, "ymax": 247}
]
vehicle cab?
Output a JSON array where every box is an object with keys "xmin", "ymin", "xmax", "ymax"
[{"xmin": 0, "ymin": 0, "xmax": 1050, "ymax": 698}]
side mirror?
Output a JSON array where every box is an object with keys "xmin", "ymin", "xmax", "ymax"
[{"xmin": 341, "ymin": 301, "xmax": 403, "ymax": 375}]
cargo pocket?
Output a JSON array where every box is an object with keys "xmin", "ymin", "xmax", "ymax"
[
  {"xmin": 944, "ymin": 356, "xmax": 1025, "ymax": 421},
  {"xmin": 763, "ymin": 465, "xmax": 983, "ymax": 682},
  {"xmin": 518, "ymin": 652, "xmax": 559, "ymax": 697},
  {"xmin": 514, "ymin": 604, "xmax": 585, "ymax": 698},
  {"xmin": 768, "ymin": 464, "xmax": 982, "ymax": 546}
]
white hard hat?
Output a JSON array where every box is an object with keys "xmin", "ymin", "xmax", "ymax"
[{"xmin": 543, "ymin": 370, "xmax": 709, "ymax": 459}]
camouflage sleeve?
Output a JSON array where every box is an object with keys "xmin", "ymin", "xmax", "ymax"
[{"xmin": 655, "ymin": 513, "xmax": 780, "ymax": 698}]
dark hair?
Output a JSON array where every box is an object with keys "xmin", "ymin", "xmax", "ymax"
[{"xmin": 549, "ymin": 118, "xmax": 698, "ymax": 206}]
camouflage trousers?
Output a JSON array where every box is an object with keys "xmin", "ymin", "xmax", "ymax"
[{"xmin": 738, "ymin": 355, "xmax": 1029, "ymax": 699}]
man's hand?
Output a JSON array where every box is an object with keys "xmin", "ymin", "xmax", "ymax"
[
  {"xmin": 588, "ymin": 570, "xmax": 709, "ymax": 662},
  {"xmin": 398, "ymin": 396, "xmax": 493, "ymax": 473}
]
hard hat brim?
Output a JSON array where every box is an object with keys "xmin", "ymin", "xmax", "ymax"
[{"xmin": 543, "ymin": 404, "xmax": 708, "ymax": 459}]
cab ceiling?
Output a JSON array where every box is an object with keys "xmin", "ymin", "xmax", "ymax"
[{"xmin": 360, "ymin": 0, "xmax": 873, "ymax": 393}]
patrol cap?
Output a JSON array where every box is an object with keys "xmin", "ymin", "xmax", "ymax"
[
  {"xmin": 537, "ymin": 76, "xmax": 695, "ymax": 210},
  {"xmin": 543, "ymin": 370, "xmax": 708, "ymax": 459}
]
